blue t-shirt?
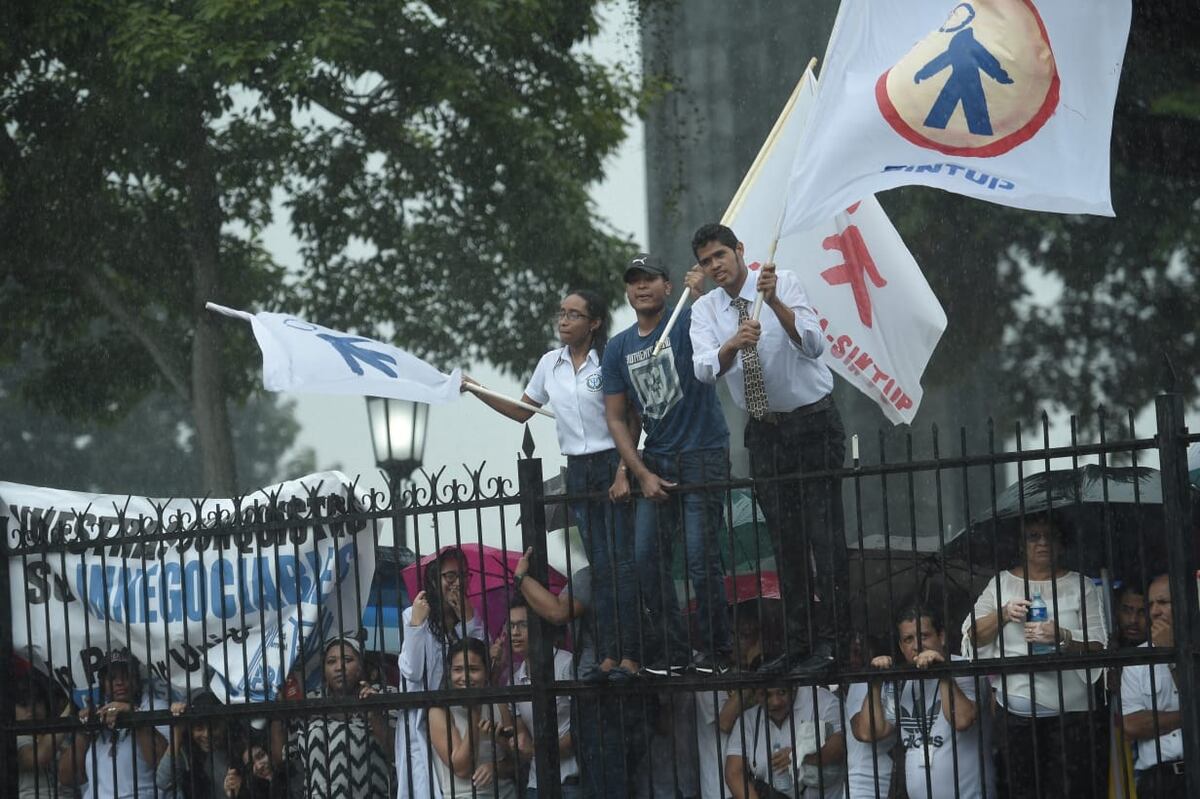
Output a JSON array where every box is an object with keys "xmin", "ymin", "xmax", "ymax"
[{"xmin": 601, "ymin": 307, "xmax": 728, "ymax": 455}]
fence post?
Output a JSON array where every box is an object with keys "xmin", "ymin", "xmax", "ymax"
[
  {"xmin": 517, "ymin": 427, "xmax": 562, "ymax": 799},
  {"xmin": 0, "ymin": 517, "xmax": 19, "ymax": 798},
  {"xmin": 1155, "ymin": 391, "xmax": 1199, "ymax": 796}
]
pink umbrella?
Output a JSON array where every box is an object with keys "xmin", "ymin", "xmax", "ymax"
[{"xmin": 401, "ymin": 544, "xmax": 567, "ymax": 640}]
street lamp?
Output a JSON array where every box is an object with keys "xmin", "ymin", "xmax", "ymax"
[{"xmin": 366, "ymin": 397, "xmax": 429, "ymax": 546}]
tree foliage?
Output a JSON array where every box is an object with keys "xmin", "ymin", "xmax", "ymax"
[
  {"xmin": 0, "ymin": 364, "xmax": 317, "ymax": 496},
  {"xmin": 1, "ymin": 0, "xmax": 638, "ymax": 492}
]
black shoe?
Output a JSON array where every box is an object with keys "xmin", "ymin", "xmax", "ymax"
[
  {"xmin": 757, "ymin": 651, "xmax": 802, "ymax": 675},
  {"xmin": 759, "ymin": 642, "xmax": 835, "ymax": 676},
  {"xmin": 788, "ymin": 651, "xmax": 834, "ymax": 675},
  {"xmin": 690, "ymin": 652, "xmax": 733, "ymax": 675},
  {"xmin": 640, "ymin": 660, "xmax": 686, "ymax": 678}
]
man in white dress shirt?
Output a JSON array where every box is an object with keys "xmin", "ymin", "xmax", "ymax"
[
  {"xmin": 687, "ymin": 223, "xmax": 847, "ymax": 674},
  {"xmin": 1121, "ymin": 574, "xmax": 1185, "ymax": 798}
]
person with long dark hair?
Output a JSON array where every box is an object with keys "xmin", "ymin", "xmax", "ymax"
[
  {"xmin": 158, "ymin": 691, "xmax": 245, "ymax": 799},
  {"xmin": 59, "ymin": 647, "xmax": 169, "ymax": 799},
  {"xmin": 428, "ymin": 637, "xmax": 518, "ymax": 798},
  {"xmin": 466, "ymin": 288, "xmax": 641, "ymax": 679},
  {"xmin": 396, "ymin": 547, "xmax": 484, "ymax": 799}
]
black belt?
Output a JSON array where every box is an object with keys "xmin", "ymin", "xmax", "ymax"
[
  {"xmin": 750, "ymin": 394, "xmax": 834, "ymax": 425},
  {"xmin": 1145, "ymin": 760, "xmax": 1185, "ymax": 776},
  {"xmin": 566, "ymin": 449, "xmax": 615, "ymax": 463},
  {"xmin": 561, "ymin": 775, "xmax": 581, "ymax": 785}
]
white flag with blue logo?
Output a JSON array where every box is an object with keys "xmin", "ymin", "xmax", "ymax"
[
  {"xmin": 782, "ymin": 0, "xmax": 1132, "ymax": 234},
  {"xmin": 207, "ymin": 303, "xmax": 461, "ymax": 403}
]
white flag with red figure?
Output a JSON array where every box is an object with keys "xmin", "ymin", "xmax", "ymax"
[
  {"xmin": 730, "ymin": 69, "xmax": 946, "ymax": 424},
  {"xmin": 782, "ymin": 0, "xmax": 1132, "ymax": 233}
]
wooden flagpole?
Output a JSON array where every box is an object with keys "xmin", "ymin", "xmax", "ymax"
[
  {"xmin": 652, "ymin": 57, "xmax": 818, "ymax": 355},
  {"xmin": 464, "ymin": 383, "xmax": 557, "ymax": 419}
]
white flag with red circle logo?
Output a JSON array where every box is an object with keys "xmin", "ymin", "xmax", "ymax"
[
  {"xmin": 781, "ymin": 0, "xmax": 1132, "ymax": 233},
  {"xmin": 730, "ymin": 68, "xmax": 946, "ymax": 425}
]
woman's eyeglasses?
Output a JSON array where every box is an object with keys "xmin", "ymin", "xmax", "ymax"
[{"xmin": 554, "ymin": 310, "xmax": 591, "ymax": 323}]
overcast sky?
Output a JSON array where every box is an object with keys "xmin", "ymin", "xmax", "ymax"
[{"xmin": 265, "ymin": 4, "xmax": 646, "ymax": 502}]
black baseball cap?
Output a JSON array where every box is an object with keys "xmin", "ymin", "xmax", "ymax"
[
  {"xmin": 99, "ymin": 647, "xmax": 141, "ymax": 675},
  {"xmin": 623, "ymin": 253, "xmax": 669, "ymax": 282}
]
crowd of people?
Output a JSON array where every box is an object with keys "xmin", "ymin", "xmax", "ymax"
[{"xmin": 10, "ymin": 225, "xmax": 1190, "ymax": 798}]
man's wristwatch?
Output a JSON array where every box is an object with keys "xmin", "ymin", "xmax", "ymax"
[
  {"xmin": 514, "ymin": 572, "xmax": 526, "ymax": 589},
  {"xmin": 1059, "ymin": 628, "xmax": 1073, "ymax": 646}
]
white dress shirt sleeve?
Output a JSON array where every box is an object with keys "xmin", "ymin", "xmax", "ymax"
[
  {"xmin": 690, "ymin": 295, "xmax": 724, "ymax": 385},
  {"xmin": 775, "ymin": 273, "xmax": 825, "ymax": 358}
]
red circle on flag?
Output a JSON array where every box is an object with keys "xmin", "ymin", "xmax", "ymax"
[{"xmin": 875, "ymin": 0, "xmax": 1059, "ymax": 158}]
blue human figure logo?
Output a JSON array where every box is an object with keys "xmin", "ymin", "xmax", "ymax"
[{"xmin": 914, "ymin": 24, "xmax": 1014, "ymax": 136}]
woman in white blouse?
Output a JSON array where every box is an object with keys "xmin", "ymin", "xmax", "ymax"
[
  {"xmin": 466, "ymin": 289, "xmax": 640, "ymax": 679},
  {"xmin": 962, "ymin": 510, "xmax": 1108, "ymax": 798},
  {"xmin": 396, "ymin": 547, "xmax": 485, "ymax": 799}
]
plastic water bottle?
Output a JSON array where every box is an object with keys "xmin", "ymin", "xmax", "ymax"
[
  {"xmin": 1027, "ymin": 590, "xmax": 1054, "ymax": 654},
  {"xmin": 771, "ymin": 741, "xmax": 792, "ymax": 792}
]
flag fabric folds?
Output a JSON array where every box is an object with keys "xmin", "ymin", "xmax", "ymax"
[
  {"xmin": 730, "ymin": 68, "xmax": 946, "ymax": 425},
  {"xmin": 208, "ymin": 303, "xmax": 461, "ymax": 404},
  {"xmin": 782, "ymin": 0, "xmax": 1132, "ymax": 234}
]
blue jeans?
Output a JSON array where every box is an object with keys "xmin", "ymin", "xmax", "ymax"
[
  {"xmin": 634, "ymin": 447, "xmax": 731, "ymax": 664},
  {"xmin": 566, "ymin": 450, "xmax": 640, "ymax": 663},
  {"xmin": 574, "ymin": 693, "xmax": 645, "ymax": 798}
]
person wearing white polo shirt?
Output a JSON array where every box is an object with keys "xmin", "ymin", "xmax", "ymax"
[
  {"xmin": 1121, "ymin": 574, "xmax": 1185, "ymax": 798},
  {"xmin": 505, "ymin": 599, "xmax": 581, "ymax": 798},
  {"xmin": 687, "ymin": 222, "xmax": 847, "ymax": 676},
  {"xmin": 467, "ymin": 288, "xmax": 640, "ymax": 679},
  {"xmin": 725, "ymin": 683, "xmax": 846, "ymax": 799}
]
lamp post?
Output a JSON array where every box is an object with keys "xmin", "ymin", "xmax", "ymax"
[{"xmin": 366, "ymin": 397, "xmax": 429, "ymax": 547}]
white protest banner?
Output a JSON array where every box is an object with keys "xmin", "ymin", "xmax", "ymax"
[
  {"xmin": 208, "ymin": 303, "xmax": 461, "ymax": 404},
  {"xmin": 782, "ymin": 0, "xmax": 1132, "ymax": 233},
  {"xmin": 3, "ymin": 471, "xmax": 376, "ymax": 706},
  {"xmin": 730, "ymin": 67, "xmax": 946, "ymax": 424}
]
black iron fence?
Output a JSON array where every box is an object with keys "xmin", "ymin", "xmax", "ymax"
[{"xmin": 1, "ymin": 393, "xmax": 1197, "ymax": 799}]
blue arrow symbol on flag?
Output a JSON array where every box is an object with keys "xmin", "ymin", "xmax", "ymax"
[{"xmin": 317, "ymin": 333, "xmax": 398, "ymax": 378}]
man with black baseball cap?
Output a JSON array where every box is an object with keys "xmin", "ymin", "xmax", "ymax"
[
  {"xmin": 60, "ymin": 646, "xmax": 169, "ymax": 798},
  {"xmin": 601, "ymin": 252, "xmax": 733, "ymax": 675}
]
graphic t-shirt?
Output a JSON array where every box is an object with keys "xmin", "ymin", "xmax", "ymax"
[
  {"xmin": 882, "ymin": 656, "xmax": 992, "ymax": 799},
  {"xmin": 601, "ymin": 307, "xmax": 728, "ymax": 455}
]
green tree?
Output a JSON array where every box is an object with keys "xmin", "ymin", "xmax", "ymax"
[
  {"xmin": 0, "ymin": 362, "xmax": 317, "ymax": 496},
  {"xmin": 1, "ymin": 0, "xmax": 637, "ymax": 493}
]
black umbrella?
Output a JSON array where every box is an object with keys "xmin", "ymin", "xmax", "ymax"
[
  {"xmin": 847, "ymin": 541, "xmax": 988, "ymax": 654},
  {"xmin": 945, "ymin": 464, "xmax": 1177, "ymax": 583}
]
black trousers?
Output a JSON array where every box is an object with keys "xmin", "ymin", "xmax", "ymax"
[
  {"xmin": 746, "ymin": 400, "xmax": 847, "ymax": 656},
  {"xmin": 993, "ymin": 703, "xmax": 1110, "ymax": 798},
  {"xmin": 1136, "ymin": 762, "xmax": 1187, "ymax": 798}
]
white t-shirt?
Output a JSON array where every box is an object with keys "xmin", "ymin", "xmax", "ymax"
[
  {"xmin": 512, "ymin": 648, "xmax": 579, "ymax": 788},
  {"xmin": 694, "ymin": 689, "xmax": 734, "ymax": 799},
  {"xmin": 1120, "ymin": 647, "xmax": 1183, "ymax": 769},
  {"xmin": 525, "ymin": 347, "xmax": 614, "ymax": 456},
  {"xmin": 882, "ymin": 657, "xmax": 992, "ymax": 799},
  {"xmin": 963, "ymin": 570, "xmax": 1108, "ymax": 714},
  {"xmin": 726, "ymin": 687, "xmax": 845, "ymax": 799},
  {"xmin": 845, "ymin": 682, "xmax": 894, "ymax": 799}
]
